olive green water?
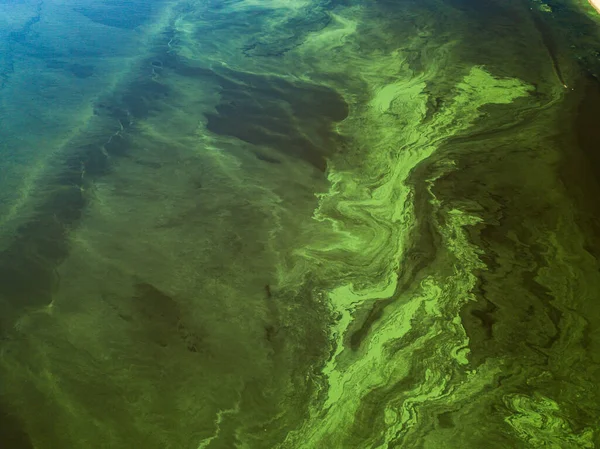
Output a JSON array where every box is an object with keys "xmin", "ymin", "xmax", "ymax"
[{"xmin": 1, "ymin": 0, "xmax": 600, "ymax": 447}]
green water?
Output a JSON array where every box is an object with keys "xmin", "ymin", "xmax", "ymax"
[{"xmin": 1, "ymin": 0, "xmax": 600, "ymax": 447}]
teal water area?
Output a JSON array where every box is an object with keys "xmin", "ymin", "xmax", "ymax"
[{"xmin": 0, "ymin": 0, "xmax": 171, "ymax": 237}]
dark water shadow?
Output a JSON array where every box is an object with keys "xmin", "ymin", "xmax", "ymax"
[
  {"xmin": 0, "ymin": 405, "xmax": 33, "ymax": 449},
  {"xmin": 561, "ymin": 74, "xmax": 600, "ymax": 259},
  {"xmin": 199, "ymin": 66, "xmax": 348, "ymax": 171}
]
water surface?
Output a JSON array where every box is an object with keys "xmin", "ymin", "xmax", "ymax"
[{"xmin": 1, "ymin": 0, "xmax": 600, "ymax": 447}]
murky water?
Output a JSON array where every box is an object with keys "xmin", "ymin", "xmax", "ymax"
[{"xmin": 1, "ymin": 0, "xmax": 600, "ymax": 447}]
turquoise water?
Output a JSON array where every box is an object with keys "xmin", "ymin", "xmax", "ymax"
[
  {"xmin": 1, "ymin": 0, "xmax": 600, "ymax": 447},
  {"xmin": 0, "ymin": 0, "xmax": 171, "ymax": 244}
]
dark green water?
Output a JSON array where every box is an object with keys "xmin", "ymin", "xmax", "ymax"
[{"xmin": 1, "ymin": 0, "xmax": 600, "ymax": 447}]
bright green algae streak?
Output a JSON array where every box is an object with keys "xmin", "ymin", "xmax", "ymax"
[{"xmin": 1, "ymin": 0, "xmax": 600, "ymax": 448}]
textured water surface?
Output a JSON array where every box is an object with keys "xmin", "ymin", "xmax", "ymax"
[{"xmin": 1, "ymin": 0, "xmax": 600, "ymax": 447}]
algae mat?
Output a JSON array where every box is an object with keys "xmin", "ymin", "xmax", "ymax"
[{"xmin": 1, "ymin": 0, "xmax": 600, "ymax": 447}]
